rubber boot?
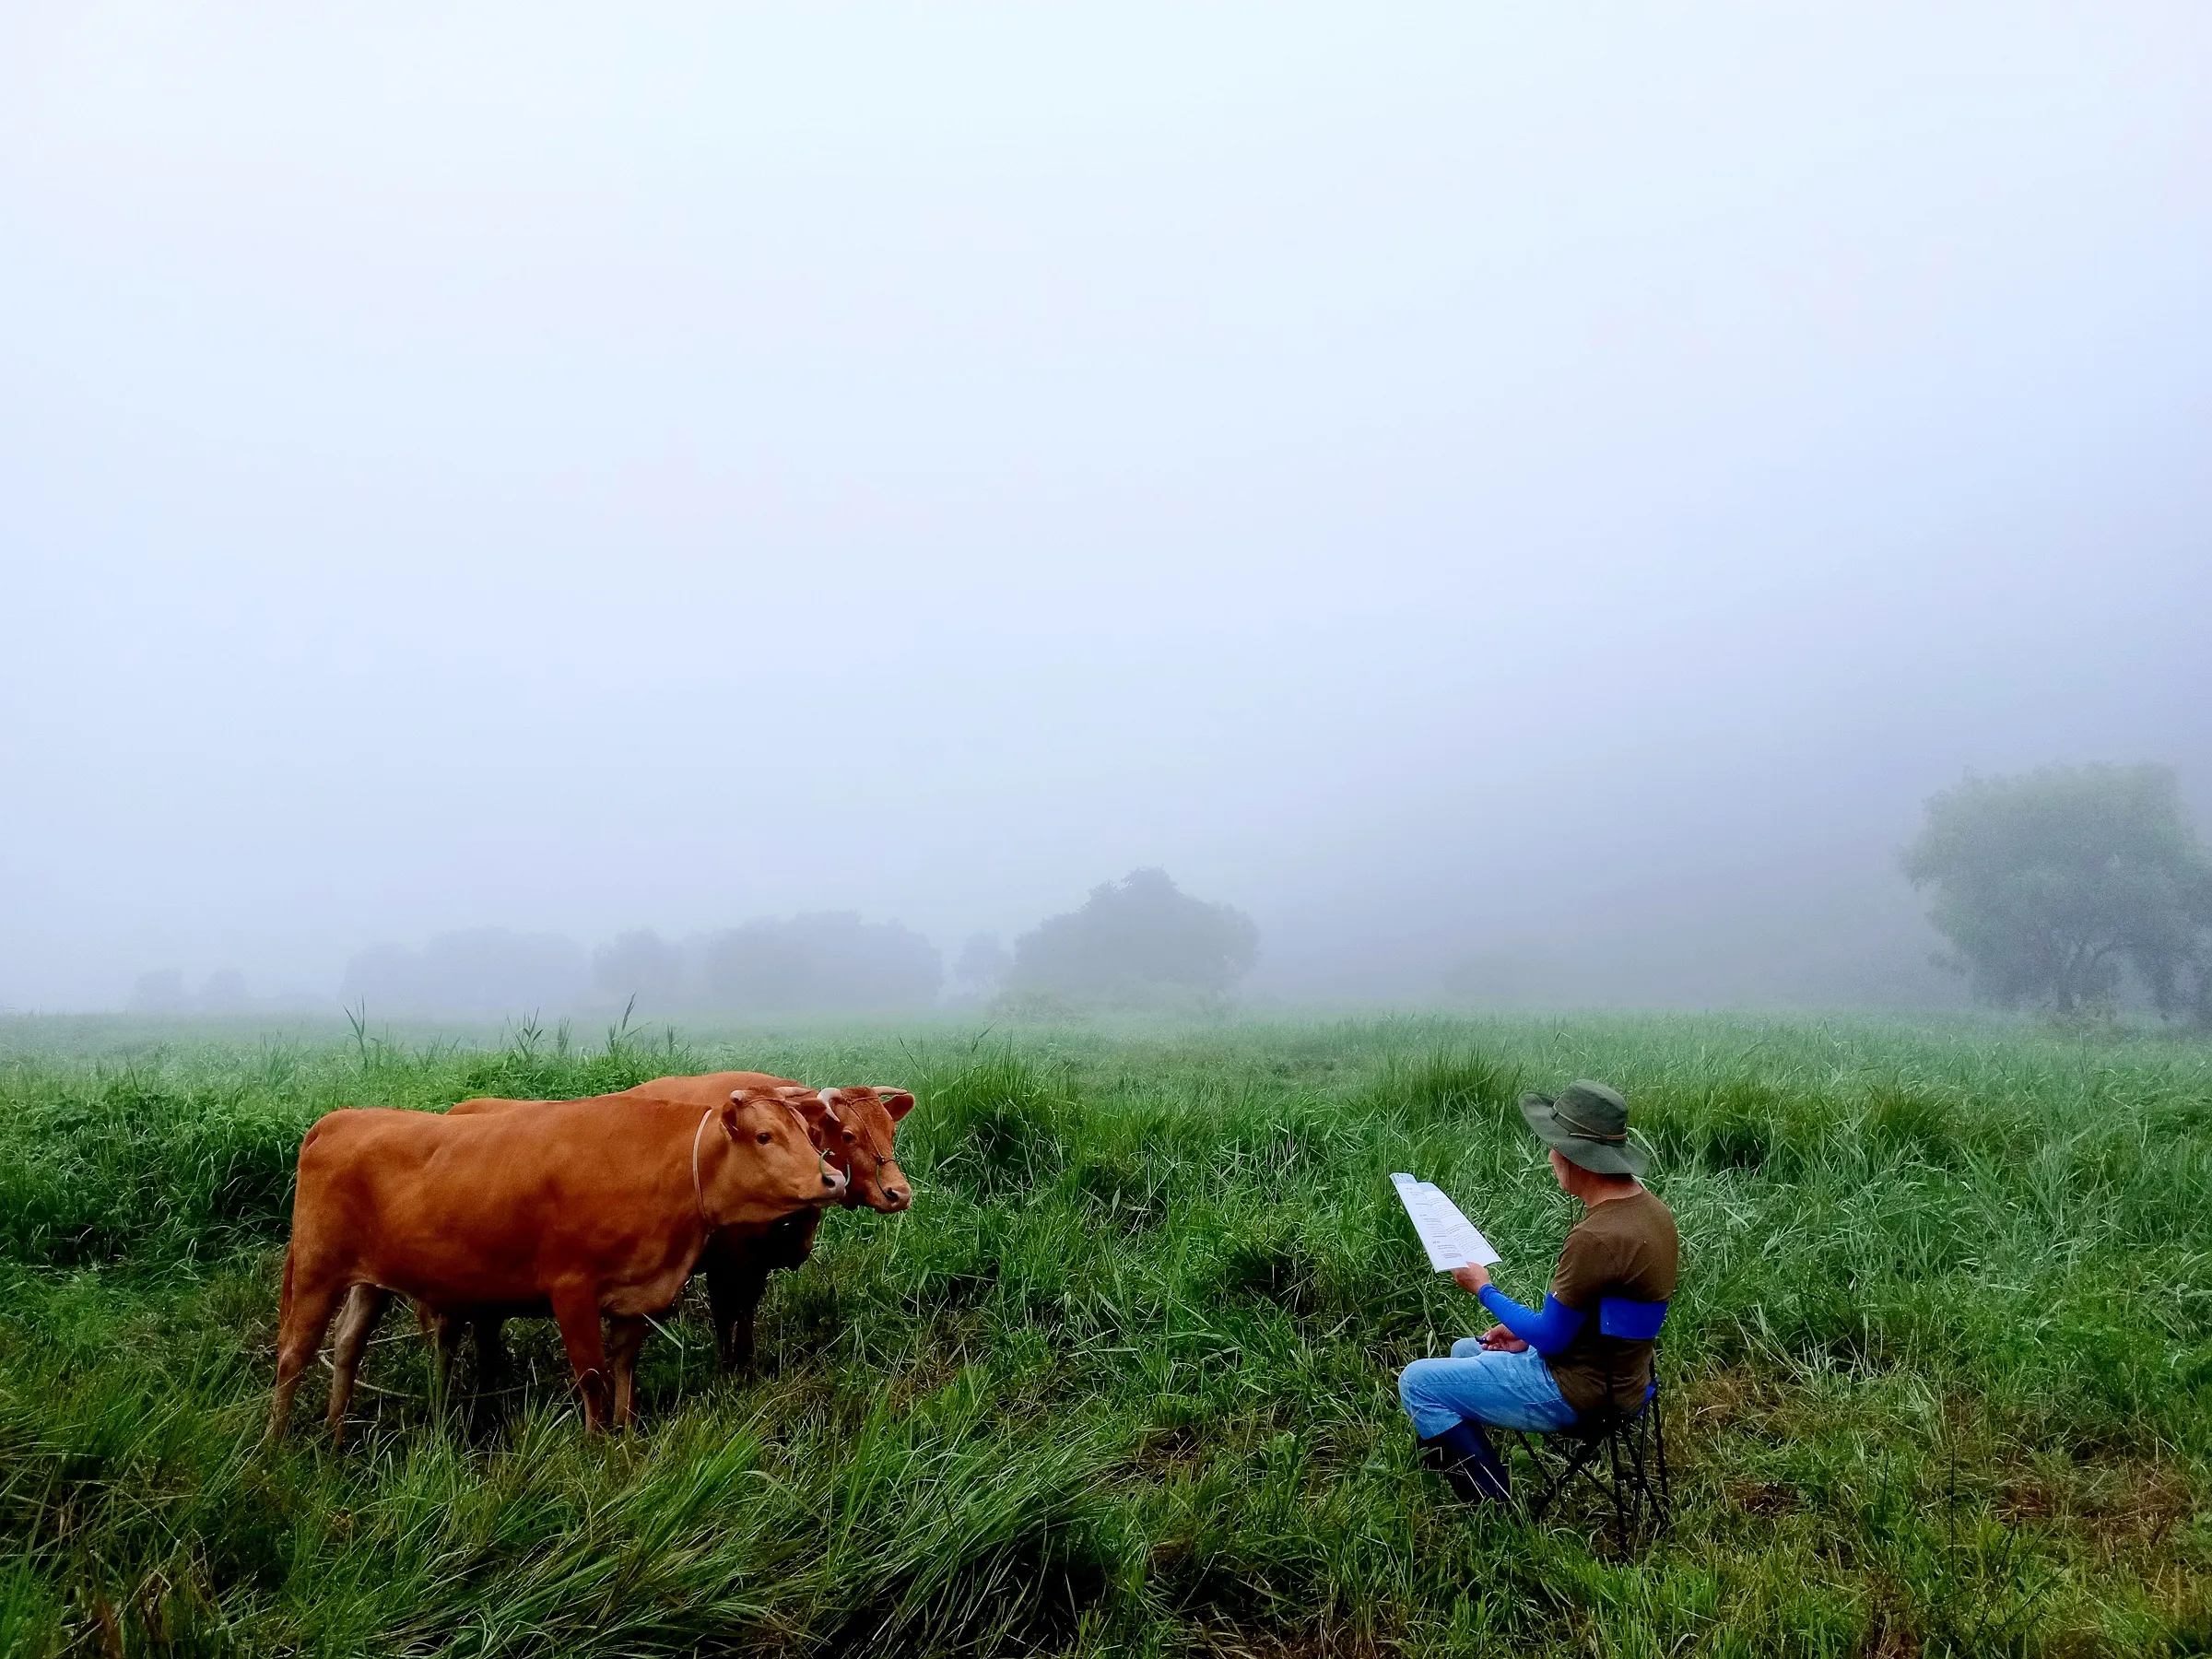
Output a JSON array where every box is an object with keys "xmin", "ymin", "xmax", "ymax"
[{"xmin": 1418, "ymin": 1419, "xmax": 1512, "ymax": 1504}]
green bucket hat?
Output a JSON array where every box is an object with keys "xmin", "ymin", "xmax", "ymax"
[{"xmin": 1518, "ymin": 1079, "xmax": 1648, "ymax": 1177}]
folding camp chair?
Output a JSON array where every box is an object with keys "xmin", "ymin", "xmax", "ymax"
[{"xmin": 1514, "ymin": 1296, "xmax": 1670, "ymax": 1549}]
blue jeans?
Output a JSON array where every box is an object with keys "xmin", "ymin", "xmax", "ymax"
[{"xmin": 1398, "ymin": 1340, "xmax": 1579, "ymax": 1439}]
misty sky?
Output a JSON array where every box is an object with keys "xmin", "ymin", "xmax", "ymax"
[{"xmin": 4, "ymin": 5, "xmax": 2208, "ymax": 1010}]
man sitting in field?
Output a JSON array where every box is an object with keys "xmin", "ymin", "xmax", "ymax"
[{"xmin": 1397, "ymin": 1080, "xmax": 1677, "ymax": 1503}]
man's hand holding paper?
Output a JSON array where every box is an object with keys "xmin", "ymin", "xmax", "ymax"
[{"xmin": 1390, "ymin": 1173, "xmax": 1500, "ymax": 1272}]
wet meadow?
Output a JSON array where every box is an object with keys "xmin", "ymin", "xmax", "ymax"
[{"xmin": 0, "ymin": 1012, "xmax": 2206, "ymax": 1656}]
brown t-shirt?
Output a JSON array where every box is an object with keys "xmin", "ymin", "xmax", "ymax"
[{"xmin": 1544, "ymin": 1185, "xmax": 1679, "ymax": 1418}]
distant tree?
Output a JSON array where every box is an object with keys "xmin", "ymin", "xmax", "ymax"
[
  {"xmin": 1900, "ymin": 764, "xmax": 2212, "ymax": 1018},
  {"xmin": 950, "ymin": 932, "xmax": 1012, "ymax": 999},
  {"xmin": 199, "ymin": 970, "xmax": 248, "ymax": 1013},
  {"xmin": 698, "ymin": 921, "xmax": 815, "ymax": 1012},
  {"xmin": 696, "ymin": 913, "xmax": 942, "ymax": 1012},
  {"xmin": 592, "ymin": 929, "xmax": 687, "ymax": 1010},
  {"xmin": 1440, "ymin": 944, "xmax": 1574, "ymax": 1009},
  {"xmin": 129, "ymin": 970, "xmax": 188, "ymax": 1014},
  {"xmin": 1009, "ymin": 868, "xmax": 1259, "ymax": 999},
  {"xmin": 339, "ymin": 928, "xmax": 589, "ymax": 1017}
]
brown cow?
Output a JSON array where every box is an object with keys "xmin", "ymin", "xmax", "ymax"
[{"xmin": 270, "ymin": 1087, "xmax": 844, "ymax": 1439}]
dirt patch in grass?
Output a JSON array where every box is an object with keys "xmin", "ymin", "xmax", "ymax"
[
  {"xmin": 1680, "ymin": 1365, "xmax": 1794, "ymax": 1435},
  {"xmin": 1192, "ymin": 1623, "xmax": 1381, "ymax": 1659},
  {"xmin": 877, "ymin": 1335, "xmax": 973, "ymax": 1413},
  {"xmin": 1999, "ymin": 1458, "xmax": 2201, "ymax": 1551},
  {"xmin": 1134, "ymin": 1418, "xmax": 1209, "ymax": 1477},
  {"xmin": 1727, "ymin": 1477, "xmax": 1802, "ymax": 1516}
]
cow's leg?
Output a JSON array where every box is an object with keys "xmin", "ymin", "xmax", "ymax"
[
  {"xmin": 712, "ymin": 1213, "xmax": 824, "ymax": 1372},
  {"xmin": 460, "ymin": 1314, "xmax": 511, "ymax": 1433},
  {"xmin": 762, "ymin": 1210, "xmax": 825, "ymax": 1282},
  {"xmin": 325, "ymin": 1284, "xmax": 392, "ymax": 1441},
  {"xmin": 606, "ymin": 1316, "xmax": 651, "ymax": 1429},
  {"xmin": 431, "ymin": 1308, "xmax": 467, "ymax": 1396},
  {"xmin": 705, "ymin": 1235, "xmax": 772, "ymax": 1373},
  {"xmin": 469, "ymin": 1315, "xmax": 510, "ymax": 1401},
  {"xmin": 268, "ymin": 1251, "xmax": 347, "ymax": 1442},
  {"xmin": 548, "ymin": 1284, "xmax": 611, "ymax": 1432},
  {"xmin": 401, "ymin": 1300, "xmax": 470, "ymax": 1423}
]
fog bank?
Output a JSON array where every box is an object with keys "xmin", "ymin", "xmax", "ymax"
[{"xmin": 3, "ymin": 6, "xmax": 2206, "ymax": 1014}]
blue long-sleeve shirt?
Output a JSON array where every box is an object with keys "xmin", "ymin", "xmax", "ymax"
[{"xmin": 1476, "ymin": 1284, "xmax": 1586, "ymax": 1355}]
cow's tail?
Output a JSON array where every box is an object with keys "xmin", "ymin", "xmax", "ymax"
[
  {"xmin": 280, "ymin": 1121, "xmax": 324, "ymax": 1335},
  {"xmin": 277, "ymin": 1240, "xmax": 297, "ymax": 1335}
]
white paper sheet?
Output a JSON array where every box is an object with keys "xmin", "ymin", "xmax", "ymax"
[{"xmin": 1391, "ymin": 1172, "xmax": 1501, "ymax": 1271}]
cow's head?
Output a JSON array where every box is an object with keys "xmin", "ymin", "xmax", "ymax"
[
  {"xmin": 815, "ymin": 1086, "xmax": 916, "ymax": 1213},
  {"xmin": 716, "ymin": 1086, "xmax": 846, "ymax": 1219}
]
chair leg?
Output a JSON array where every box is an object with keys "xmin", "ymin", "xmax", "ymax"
[
  {"xmin": 1521, "ymin": 1400, "xmax": 1669, "ymax": 1547},
  {"xmin": 1530, "ymin": 1433, "xmax": 1610, "ymax": 1522},
  {"xmin": 1520, "ymin": 1347, "xmax": 1670, "ymax": 1548},
  {"xmin": 1514, "ymin": 1430, "xmax": 1559, "ymax": 1514},
  {"xmin": 1606, "ymin": 1423, "xmax": 1629, "ymax": 1552},
  {"xmin": 1627, "ymin": 1410, "xmax": 1652, "ymax": 1539}
]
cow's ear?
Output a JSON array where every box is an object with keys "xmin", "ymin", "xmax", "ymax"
[
  {"xmin": 722, "ymin": 1087, "xmax": 760, "ymax": 1137},
  {"xmin": 788, "ymin": 1088, "xmax": 840, "ymax": 1147},
  {"xmin": 876, "ymin": 1088, "xmax": 916, "ymax": 1123}
]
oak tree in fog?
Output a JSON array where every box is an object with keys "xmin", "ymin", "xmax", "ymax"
[
  {"xmin": 1010, "ymin": 868, "xmax": 1259, "ymax": 998},
  {"xmin": 200, "ymin": 970, "xmax": 248, "ymax": 1013},
  {"xmin": 696, "ymin": 913, "xmax": 941, "ymax": 1012},
  {"xmin": 128, "ymin": 970, "xmax": 188, "ymax": 1014},
  {"xmin": 591, "ymin": 929, "xmax": 686, "ymax": 1010},
  {"xmin": 1902, "ymin": 764, "xmax": 2212, "ymax": 1018},
  {"xmin": 127, "ymin": 969, "xmax": 251, "ymax": 1015},
  {"xmin": 950, "ymin": 932, "xmax": 1013, "ymax": 999},
  {"xmin": 339, "ymin": 928, "xmax": 589, "ymax": 1018}
]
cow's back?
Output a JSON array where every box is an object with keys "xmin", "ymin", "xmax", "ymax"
[{"xmin": 607, "ymin": 1070, "xmax": 792, "ymax": 1108}]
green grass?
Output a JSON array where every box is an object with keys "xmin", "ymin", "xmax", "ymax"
[{"xmin": 0, "ymin": 1011, "xmax": 2207, "ymax": 1656}]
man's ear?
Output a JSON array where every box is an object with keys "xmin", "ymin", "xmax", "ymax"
[{"xmin": 875, "ymin": 1088, "xmax": 916, "ymax": 1123}]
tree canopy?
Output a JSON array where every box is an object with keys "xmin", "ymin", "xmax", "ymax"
[
  {"xmin": 1009, "ymin": 868, "xmax": 1259, "ymax": 1001},
  {"xmin": 1900, "ymin": 764, "xmax": 2212, "ymax": 1018}
]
